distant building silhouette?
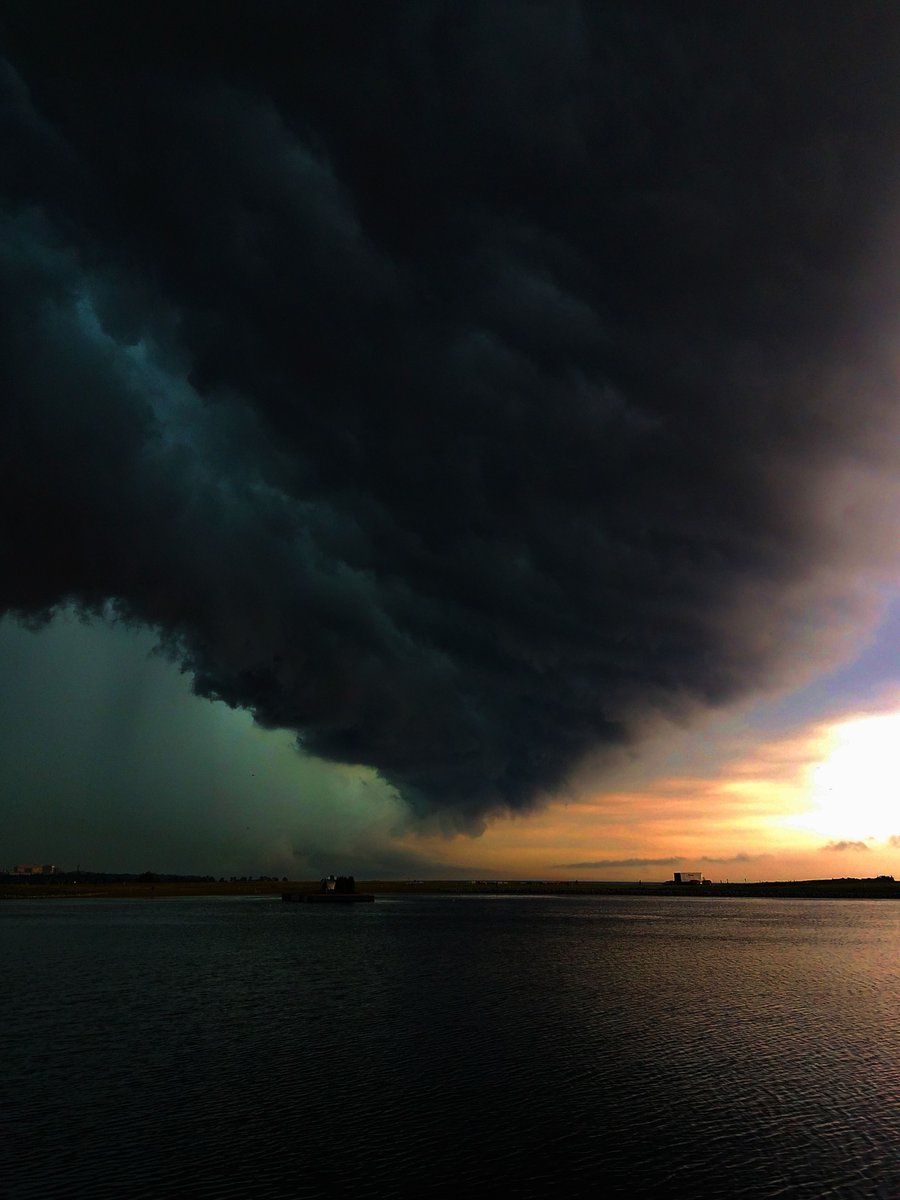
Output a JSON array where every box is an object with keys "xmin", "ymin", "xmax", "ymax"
[{"xmin": 674, "ymin": 871, "xmax": 705, "ymax": 885}]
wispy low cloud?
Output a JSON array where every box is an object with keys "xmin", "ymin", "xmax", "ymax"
[
  {"xmin": 822, "ymin": 840, "xmax": 869, "ymax": 852},
  {"xmin": 889, "ymin": 835, "xmax": 900, "ymax": 848},
  {"xmin": 556, "ymin": 852, "xmax": 768, "ymax": 870},
  {"xmin": 698, "ymin": 853, "xmax": 768, "ymax": 865},
  {"xmin": 555, "ymin": 857, "xmax": 682, "ymax": 869}
]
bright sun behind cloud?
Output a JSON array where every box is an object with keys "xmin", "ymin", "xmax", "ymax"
[{"xmin": 795, "ymin": 712, "xmax": 900, "ymax": 842}]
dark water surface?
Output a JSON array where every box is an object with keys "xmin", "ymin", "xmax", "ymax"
[{"xmin": 4, "ymin": 894, "xmax": 899, "ymax": 1198}]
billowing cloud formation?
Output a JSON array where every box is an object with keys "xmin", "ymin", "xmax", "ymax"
[{"xmin": 4, "ymin": 5, "xmax": 900, "ymax": 825}]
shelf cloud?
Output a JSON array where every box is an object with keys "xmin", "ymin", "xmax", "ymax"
[{"xmin": 4, "ymin": 5, "xmax": 900, "ymax": 826}]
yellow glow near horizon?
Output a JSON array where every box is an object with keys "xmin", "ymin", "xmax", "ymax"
[
  {"xmin": 794, "ymin": 712, "xmax": 900, "ymax": 843},
  {"xmin": 397, "ymin": 706, "xmax": 900, "ymax": 881}
]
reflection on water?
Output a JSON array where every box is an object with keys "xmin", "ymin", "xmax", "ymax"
[{"xmin": 3, "ymin": 895, "xmax": 899, "ymax": 1198}]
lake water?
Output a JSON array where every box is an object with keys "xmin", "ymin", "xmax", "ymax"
[{"xmin": 3, "ymin": 894, "xmax": 900, "ymax": 1198}]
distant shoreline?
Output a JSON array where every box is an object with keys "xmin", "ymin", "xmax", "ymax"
[{"xmin": 2, "ymin": 878, "xmax": 899, "ymax": 901}]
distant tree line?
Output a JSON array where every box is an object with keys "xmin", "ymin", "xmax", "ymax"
[{"xmin": 0, "ymin": 871, "xmax": 289, "ymax": 885}]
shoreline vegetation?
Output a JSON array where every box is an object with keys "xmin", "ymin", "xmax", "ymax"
[{"xmin": 2, "ymin": 877, "xmax": 899, "ymax": 901}]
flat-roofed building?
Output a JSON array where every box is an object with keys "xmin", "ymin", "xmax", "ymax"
[{"xmin": 674, "ymin": 871, "xmax": 703, "ymax": 884}]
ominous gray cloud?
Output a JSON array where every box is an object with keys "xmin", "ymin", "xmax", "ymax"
[
  {"xmin": 4, "ymin": 3, "xmax": 900, "ymax": 826},
  {"xmin": 822, "ymin": 841, "xmax": 870, "ymax": 853}
]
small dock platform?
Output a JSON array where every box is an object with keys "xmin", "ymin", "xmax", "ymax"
[{"xmin": 282, "ymin": 891, "xmax": 375, "ymax": 903}]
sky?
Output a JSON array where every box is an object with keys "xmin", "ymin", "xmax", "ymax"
[{"xmin": 4, "ymin": 2, "xmax": 900, "ymax": 880}]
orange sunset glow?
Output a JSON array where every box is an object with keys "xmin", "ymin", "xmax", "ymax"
[{"xmin": 395, "ymin": 704, "xmax": 900, "ymax": 882}]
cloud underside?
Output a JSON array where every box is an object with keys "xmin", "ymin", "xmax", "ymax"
[{"xmin": 3, "ymin": 6, "xmax": 900, "ymax": 824}]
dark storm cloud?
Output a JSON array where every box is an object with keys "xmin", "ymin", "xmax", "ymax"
[{"xmin": 4, "ymin": 3, "xmax": 900, "ymax": 824}]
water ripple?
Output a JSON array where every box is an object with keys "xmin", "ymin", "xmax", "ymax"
[{"xmin": 2, "ymin": 896, "xmax": 899, "ymax": 1198}]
